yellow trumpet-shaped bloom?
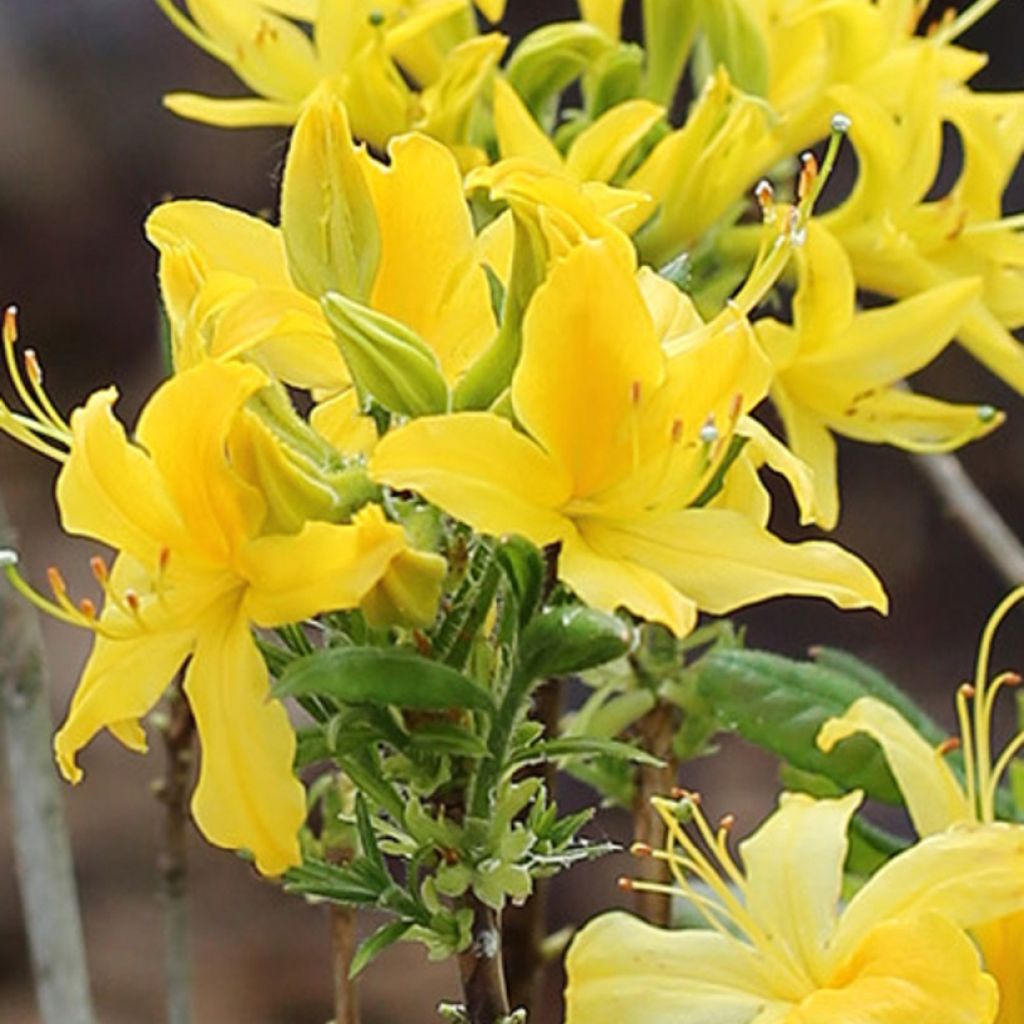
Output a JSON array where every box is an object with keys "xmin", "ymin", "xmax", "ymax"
[
  {"xmin": 819, "ymin": 587, "xmax": 1024, "ymax": 1023},
  {"xmin": 147, "ymin": 94, "xmax": 503, "ymax": 400},
  {"xmin": 37, "ymin": 360, "xmax": 430, "ymax": 875},
  {"xmin": 566, "ymin": 789, "xmax": 1024, "ymax": 1023},
  {"xmin": 823, "ymin": 53, "xmax": 1024, "ymax": 395},
  {"xmin": 371, "ymin": 239, "xmax": 887, "ymax": 637},
  {"xmin": 756, "ymin": 221, "xmax": 1002, "ymax": 529},
  {"xmin": 155, "ymin": 0, "xmax": 507, "ymax": 152}
]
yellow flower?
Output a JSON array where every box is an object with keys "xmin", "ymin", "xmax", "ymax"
[
  {"xmin": 566, "ymin": 789, "xmax": 1024, "ymax": 1023},
  {"xmin": 822, "ymin": 53, "xmax": 1024, "ymax": 395},
  {"xmin": 10, "ymin": 360, "xmax": 432, "ymax": 875},
  {"xmin": 147, "ymin": 92, "xmax": 504, "ymax": 404},
  {"xmin": 818, "ymin": 587, "xmax": 1024, "ymax": 1023},
  {"xmin": 154, "ymin": 0, "xmax": 507, "ymax": 152},
  {"xmin": 371, "ymin": 239, "xmax": 887, "ymax": 637},
  {"xmin": 756, "ymin": 221, "xmax": 1002, "ymax": 529}
]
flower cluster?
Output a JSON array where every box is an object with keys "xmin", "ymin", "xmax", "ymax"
[{"xmin": 3, "ymin": 0, "xmax": 1023, "ymax": 1017}]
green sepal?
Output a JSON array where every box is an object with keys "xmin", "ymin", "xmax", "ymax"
[
  {"xmin": 322, "ymin": 292, "xmax": 449, "ymax": 417},
  {"xmin": 585, "ymin": 42, "xmax": 645, "ymax": 117},
  {"xmin": 694, "ymin": 0, "xmax": 770, "ymax": 97},
  {"xmin": 520, "ymin": 606, "xmax": 634, "ymax": 679},
  {"xmin": 642, "ymin": 0, "xmax": 699, "ymax": 104},
  {"xmin": 274, "ymin": 646, "xmax": 494, "ymax": 714},
  {"xmin": 505, "ymin": 22, "xmax": 614, "ymax": 128},
  {"xmin": 495, "ymin": 536, "xmax": 546, "ymax": 629}
]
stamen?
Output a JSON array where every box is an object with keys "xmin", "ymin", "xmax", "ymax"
[
  {"xmin": 936, "ymin": 737, "xmax": 961, "ymax": 757},
  {"xmin": 956, "ymin": 683, "xmax": 978, "ymax": 818},
  {"xmin": 932, "ymin": 0, "xmax": 1001, "ymax": 44},
  {"xmin": 797, "ymin": 152, "xmax": 818, "ymax": 202},
  {"xmin": 24, "ymin": 349, "xmax": 71, "ymax": 435}
]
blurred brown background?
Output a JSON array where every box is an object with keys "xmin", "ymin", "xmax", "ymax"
[{"xmin": 0, "ymin": 1, "xmax": 1022, "ymax": 1021}]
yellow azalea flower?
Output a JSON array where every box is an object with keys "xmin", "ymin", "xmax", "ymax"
[
  {"xmin": 148, "ymin": 93, "xmax": 503, "ymax": 403},
  {"xmin": 822, "ymin": 55, "xmax": 1024, "ymax": 394},
  {"xmin": 146, "ymin": 199, "xmax": 350, "ymax": 392},
  {"xmin": 154, "ymin": 0, "xmax": 507, "ymax": 152},
  {"xmin": 755, "ymin": 221, "xmax": 1002, "ymax": 529},
  {"xmin": 371, "ymin": 239, "xmax": 887, "ymax": 637},
  {"xmin": 818, "ymin": 587, "xmax": 1024, "ymax": 1023},
  {"xmin": 6, "ymin": 359, "xmax": 436, "ymax": 875},
  {"xmin": 566, "ymin": 789, "xmax": 1024, "ymax": 1024}
]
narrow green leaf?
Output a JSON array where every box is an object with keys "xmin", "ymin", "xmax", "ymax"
[
  {"xmin": 350, "ymin": 920, "xmax": 413, "ymax": 978},
  {"xmin": 520, "ymin": 606, "xmax": 634, "ymax": 679},
  {"xmin": 274, "ymin": 646, "xmax": 494, "ymax": 713},
  {"xmin": 355, "ymin": 794, "xmax": 386, "ymax": 875},
  {"xmin": 407, "ymin": 721, "xmax": 488, "ymax": 758},
  {"xmin": 510, "ymin": 736, "xmax": 663, "ymax": 767}
]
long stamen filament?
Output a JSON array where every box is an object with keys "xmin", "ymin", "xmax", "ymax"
[
  {"xmin": 24, "ymin": 349, "xmax": 72, "ymax": 435},
  {"xmin": 932, "ymin": 0, "xmax": 1002, "ymax": 44},
  {"xmin": 2, "ymin": 558, "xmax": 87, "ymax": 628},
  {"xmin": 956, "ymin": 683, "xmax": 979, "ymax": 817},
  {"xmin": 963, "ymin": 212, "xmax": 1024, "ymax": 236},
  {"xmin": 986, "ymin": 729, "xmax": 1024, "ymax": 816}
]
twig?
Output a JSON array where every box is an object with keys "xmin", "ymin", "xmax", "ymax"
[
  {"xmin": 0, "ymin": 503, "xmax": 96, "ymax": 1024},
  {"xmin": 457, "ymin": 895, "xmax": 511, "ymax": 1024},
  {"xmin": 154, "ymin": 679, "xmax": 195, "ymax": 1024},
  {"xmin": 914, "ymin": 451, "xmax": 1024, "ymax": 588},
  {"xmin": 630, "ymin": 701, "xmax": 678, "ymax": 928},
  {"xmin": 328, "ymin": 900, "xmax": 360, "ymax": 1023}
]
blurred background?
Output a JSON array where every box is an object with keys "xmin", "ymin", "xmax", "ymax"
[{"xmin": 0, "ymin": 1, "xmax": 1021, "ymax": 1021}]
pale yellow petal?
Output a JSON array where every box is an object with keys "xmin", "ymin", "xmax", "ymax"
[
  {"xmin": 737, "ymin": 416, "xmax": 817, "ymax": 526},
  {"xmin": 578, "ymin": 0, "xmax": 624, "ymax": 40},
  {"xmin": 370, "ymin": 413, "xmax": 572, "ymax": 544},
  {"xmin": 185, "ymin": 605, "xmax": 305, "ymax": 875},
  {"xmin": 833, "ymin": 825, "xmax": 1024, "ymax": 966},
  {"xmin": 792, "ymin": 222, "xmax": 856, "ymax": 348},
  {"xmin": 740, "ymin": 792, "xmax": 862, "ymax": 981},
  {"xmin": 241, "ymin": 504, "xmax": 407, "ymax": 627},
  {"xmin": 800, "ymin": 913, "xmax": 998, "ymax": 1024},
  {"xmin": 560, "ymin": 530, "xmax": 697, "ymax": 637},
  {"xmin": 565, "ymin": 911, "xmax": 779, "ymax": 1024},
  {"xmin": 817, "ymin": 697, "xmax": 970, "ymax": 837},
  {"xmin": 974, "ymin": 910, "xmax": 1024, "ymax": 1024},
  {"xmin": 636, "ymin": 267, "xmax": 704, "ymax": 347},
  {"xmin": 310, "ymin": 390, "xmax": 378, "ymax": 456},
  {"xmin": 512, "ymin": 240, "xmax": 664, "ymax": 497}
]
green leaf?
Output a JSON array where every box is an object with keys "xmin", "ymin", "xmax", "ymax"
[
  {"xmin": 284, "ymin": 859, "xmax": 384, "ymax": 905},
  {"xmin": 696, "ymin": 649, "xmax": 902, "ymax": 803},
  {"xmin": 510, "ymin": 735, "xmax": 663, "ymax": 767},
  {"xmin": 695, "ymin": 0, "xmax": 770, "ymax": 97},
  {"xmin": 295, "ymin": 728, "xmax": 331, "ymax": 769},
  {"xmin": 495, "ymin": 536, "xmax": 545, "ymax": 629},
  {"xmin": 355, "ymin": 794, "xmax": 386, "ymax": 874},
  {"xmin": 406, "ymin": 721, "xmax": 488, "ymax": 758},
  {"xmin": 350, "ymin": 920, "xmax": 413, "ymax": 977},
  {"xmin": 274, "ymin": 646, "xmax": 494, "ymax": 713},
  {"xmin": 520, "ymin": 606, "xmax": 634, "ymax": 679}
]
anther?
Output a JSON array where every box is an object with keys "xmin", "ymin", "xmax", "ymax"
[
  {"xmin": 24, "ymin": 350, "xmax": 42, "ymax": 386},
  {"xmin": 158, "ymin": 546, "xmax": 171, "ymax": 572},
  {"xmin": 728, "ymin": 393, "xmax": 744, "ymax": 421},
  {"xmin": 831, "ymin": 113, "xmax": 852, "ymax": 135},
  {"xmin": 699, "ymin": 417, "xmax": 719, "ymax": 445},
  {"xmin": 755, "ymin": 179, "xmax": 774, "ymax": 213},
  {"xmin": 78, "ymin": 598, "xmax": 97, "ymax": 620},
  {"xmin": 960, "ymin": 683, "xmax": 977, "ymax": 699},
  {"xmin": 718, "ymin": 814, "xmax": 735, "ymax": 832},
  {"xmin": 125, "ymin": 590, "xmax": 141, "ymax": 614},
  {"xmin": 630, "ymin": 842, "xmax": 653, "ymax": 858},
  {"xmin": 630, "ymin": 381, "xmax": 643, "ymax": 405},
  {"xmin": 3, "ymin": 306, "xmax": 18, "ymax": 347},
  {"xmin": 1001, "ymin": 672, "xmax": 1022, "ymax": 687},
  {"xmin": 617, "ymin": 876, "xmax": 635, "ymax": 892},
  {"xmin": 90, "ymin": 556, "xmax": 109, "ymax": 584},
  {"xmin": 936, "ymin": 737, "xmax": 961, "ymax": 757},
  {"xmin": 0, "ymin": 549, "xmax": 18, "ymax": 568},
  {"xmin": 798, "ymin": 152, "xmax": 819, "ymax": 201},
  {"xmin": 670, "ymin": 419, "xmax": 684, "ymax": 444},
  {"xmin": 47, "ymin": 566, "xmax": 68, "ymax": 598}
]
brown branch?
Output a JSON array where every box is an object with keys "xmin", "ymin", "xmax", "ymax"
[
  {"xmin": 631, "ymin": 701, "xmax": 679, "ymax": 927},
  {"xmin": 154, "ymin": 679, "xmax": 195, "ymax": 1024},
  {"xmin": 457, "ymin": 896, "xmax": 511, "ymax": 1024},
  {"xmin": 328, "ymin": 903, "xmax": 360, "ymax": 1024}
]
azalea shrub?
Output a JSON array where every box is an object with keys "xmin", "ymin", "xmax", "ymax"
[{"xmin": 3, "ymin": 1, "xmax": 1024, "ymax": 1022}]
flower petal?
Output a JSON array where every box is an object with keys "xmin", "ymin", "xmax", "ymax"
[
  {"xmin": 363, "ymin": 132, "xmax": 498, "ymax": 382},
  {"xmin": 818, "ymin": 697, "xmax": 970, "ymax": 837},
  {"xmin": 799, "ymin": 913, "xmax": 998, "ymax": 1024},
  {"xmin": 370, "ymin": 413, "xmax": 572, "ymax": 545},
  {"xmin": 586, "ymin": 508, "xmax": 888, "ymax": 616},
  {"xmin": 136, "ymin": 361, "xmax": 268, "ymax": 564},
  {"xmin": 57, "ymin": 388, "xmax": 184, "ymax": 564},
  {"xmin": 493, "ymin": 77, "xmax": 562, "ymax": 170},
  {"xmin": 973, "ymin": 910, "xmax": 1024, "ymax": 1024},
  {"xmin": 163, "ymin": 93, "xmax": 300, "ymax": 127},
  {"xmin": 566, "ymin": 100, "xmax": 665, "ymax": 183},
  {"xmin": 185, "ymin": 604, "xmax": 305, "ymax": 875},
  {"xmin": 512, "ymin": 240, "xmax": 664, "ymax": 497},
  {"xmin": 565, "ymin": 911, "xmax": 780, "ymax": 1024},
  {"xmin": 740, "ymin": 791, "xmax": 862, "ymax": 982},
  {"xmin": 561, "ymin": 530, "xmax": 697, "ymax": 636},
  {"xmin": 54, "ymin": 616, "xmax": 193, "ymax": 783},
  {"xmin": 241, "ymin": 504, "xmax": 410, "ymax": 627},
  {"xmin": 833, "ymin": 825, "xmax": 1024, "ymax": 966}
]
